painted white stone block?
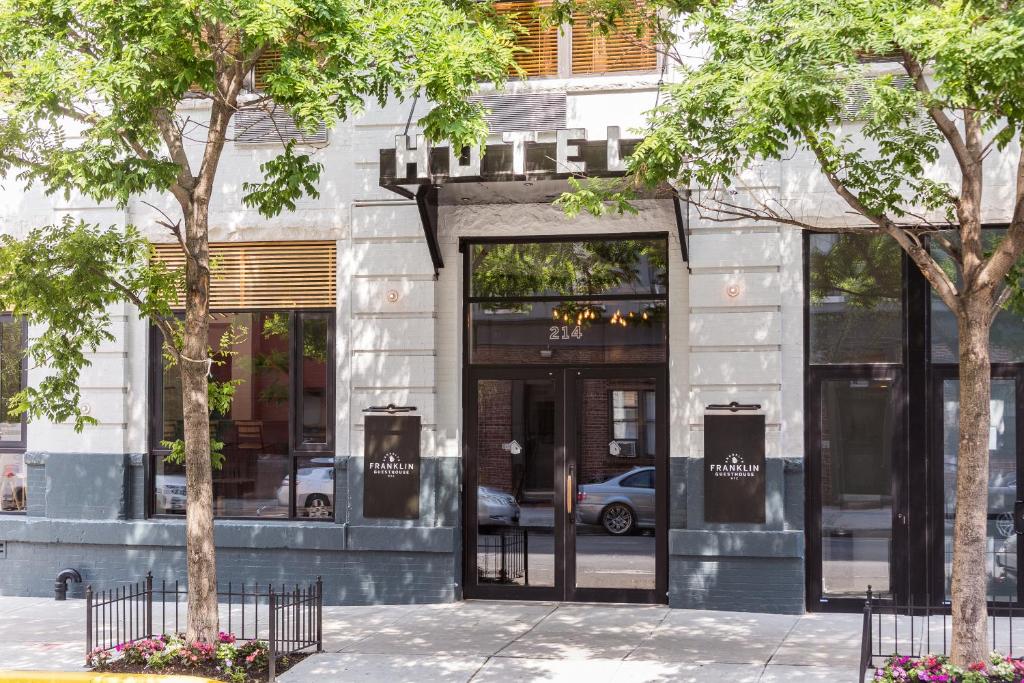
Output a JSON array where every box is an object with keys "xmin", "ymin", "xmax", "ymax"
[
  {"xmin": 351, "ymin": 352, "xmax": 436, "ymax": 390},
  {"xmin": 352, "ymin": 317, "xmax": 436, "ymax": 352},
  {"xmin": 688, "ymin": 232, "xmax": 781, "ymax": 269},
  {"xmin": 689, "ymin": 350, "xmax": 780, "ymax": 386},
  {"xmin": 689, "ymin": 311, "xmax": 781, "ymax": 347},
  {"xmin": 352, "ymin": 279, "xmax": 435, "ymax": 315}
]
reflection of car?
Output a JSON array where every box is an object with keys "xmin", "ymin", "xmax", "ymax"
[
  {"xmin": 0, "ymin": 454, "xmax": 25, "ymax": 511},
  {"xmin": 478, "ymin": 486, "xmax": 520, "ymax": 528},
  {"xmin": 996, "ymin": 535, "xmax": 1015, "ymax": 582},
  {"xmin": 155, "ymin": 473, "xmax": 187, "ymax": 513},
  {"xmin": 277, "ymin": 461, "xmax": 334, "ymax": 518},
  {"xmin": 576, "ymin": 466, "xmax": 655, "ymax": 536},
  {"xmin": 945, "ymin": 466, "xmax": 1016, "ymax": 538}
]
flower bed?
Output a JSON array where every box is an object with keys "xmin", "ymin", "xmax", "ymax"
[
  {"xmin": 87, "ymin": 632, "xmax": 307, "ymax": 683},
  {"xmin": 874, "ymin": 654, "xmax": 1024, "ymax": 682}
]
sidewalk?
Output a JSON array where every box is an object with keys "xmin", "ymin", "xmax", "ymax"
[{"xmin": 0, "ymin": 597, "xmax": 862, "ymax": 682}]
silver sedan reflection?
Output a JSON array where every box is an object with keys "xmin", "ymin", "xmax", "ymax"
[
  {"xmin": 576, "ymin": 466, "xmax": 655, "ymax": 535},
  {"xmin": 478, "ymin": 486, "xmax": 520, "ymax": 528}
]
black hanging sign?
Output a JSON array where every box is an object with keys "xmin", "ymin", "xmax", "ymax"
[
  {"xmin": 704, "ymin": 413, "xmax": 766, "ymax": 524},
  {"xmin": 363, "ymin": 414, "xmax": 421, "ymax": 519}
]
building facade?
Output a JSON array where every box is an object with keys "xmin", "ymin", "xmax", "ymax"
[{"xmin": 0, "ymin": 4, "xmax": 1021, "ymax": 615}]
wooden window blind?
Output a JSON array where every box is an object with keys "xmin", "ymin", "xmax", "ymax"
[
  {"xmin": 496, "ymin": 1, "xmax": 558, "ymax": 78},
  {"xmin": 253, "ymin": 49, "xmax": 282, "ymax": 91},
  {"xmin": 571, "ymin": 7, "xmax": 657, "ymax": 75},
  {"xmin": 152, "ymin": 241, "xmax": 337, "ymax": 310}
]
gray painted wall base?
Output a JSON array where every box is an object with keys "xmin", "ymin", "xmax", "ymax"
[
  {"xmin": 669, "ymin": 556, "xmax": 805, "ymax": 614},
  {"xmin": 0, "ymin": 539, "xmax": 457, "ymax": 605}
]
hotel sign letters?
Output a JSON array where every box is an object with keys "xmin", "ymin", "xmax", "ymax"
[
  {"xmin": 363, "ymin": 415, "xmax": 421, "ymax": 520},
  {"xmin": 704, "ymin": 414, "xmax": 766, "ymax": 524},
  {"xmin": 379, "ymin": 126, "xmax": 638, "ymax": 185}
]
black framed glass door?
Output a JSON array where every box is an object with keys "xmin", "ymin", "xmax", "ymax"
[
  {"xmin": 806, "ymin": 367, "xmax": 909, "ymax": 609},
  {"xmin": 464, "ymin": 366, "xmax": 666, "ymax": 603}
]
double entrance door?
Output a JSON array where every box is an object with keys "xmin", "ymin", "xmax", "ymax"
[{"xmin": 464, "ymin": 367, "xmax": 667, "ymax": 603}]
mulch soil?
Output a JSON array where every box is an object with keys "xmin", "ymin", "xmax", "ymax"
[{"xmin": 97, "ymin": 652, "xmax": 309, "ymax": 682}]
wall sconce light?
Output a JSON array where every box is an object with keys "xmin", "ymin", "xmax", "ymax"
[
  {"xmin": 385, "ymin": 289, "xmax": 400, "ymax": 304},
  {"xmin": 726, "ymin": 284, "xmax": 741, "ymax": 299}
]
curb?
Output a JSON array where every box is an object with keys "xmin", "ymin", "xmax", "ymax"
[{"xmin": 0, "ymin": 673, "xmax": 220, "ymax": 683}]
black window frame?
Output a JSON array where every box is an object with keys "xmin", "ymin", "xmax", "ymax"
[
  {"xmin": 147, "ymin": 308, "xmax": 336, "ymax": 521},
  {"xmin": 0, "ymin": 314, "xmax": 29, "ymax": 515},
  {"xmin": 464, "ymin": 233, "xmax": 670, "ymax": 367},
  {"xmin": 804, "ymin": 225, "xmax": 1024, "ymax": 612}
]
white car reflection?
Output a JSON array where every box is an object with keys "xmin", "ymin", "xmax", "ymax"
[
  {"xmin": 478, "ymin": 486, "xmax": 520, "ymax": 529},
  {"xmin": 277, "ymin": 464, "xmax": 335, "ymax": 518},
  {"xmin": 155, "ymin": 473, "xmax": 187, "ymax": 513}
]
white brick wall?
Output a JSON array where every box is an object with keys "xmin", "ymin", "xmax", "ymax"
[{"xmin": 5, "ymin": 72, "xmax": 1021, "ymax": 468}]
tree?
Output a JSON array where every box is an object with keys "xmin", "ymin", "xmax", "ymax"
[
  {"xmin": 551, "ymin": 0, "xmax": 1024, "ymax": 664},
  {"xmin": 0, "ymin": 0, "xmax": 515, "ymax": 643}
]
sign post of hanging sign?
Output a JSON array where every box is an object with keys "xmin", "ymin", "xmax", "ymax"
[
  {"xmin": 703, "ymin": 413, "xmax": 766, "ymax": 524},
  {"xmin": 363, "ymin": 414, "xmax": 421, "ymax": 519}
]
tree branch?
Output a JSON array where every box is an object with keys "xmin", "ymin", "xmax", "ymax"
[
  {"xmin": 141, "ymin": 200, "xmax": 192, "ymax": 259},
  {"xmin": 106, "ymin": 277, "xmax": 181, "ymax": 362},
  {"xmin": 902, "ymin": 52, "xmax": 973, "ymax": 183},
  {"xmin": 981, "ymin": 137, "xmax": 1024, "ymax": 289},
  {"xmin": 799, "ymin": 125, "xmax": 961, "ymax": 310},
  {"xmin": 153, "ymin": 108, "xmax": 194, "ymax": 209}
]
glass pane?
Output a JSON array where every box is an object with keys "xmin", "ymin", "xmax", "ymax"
[
  {"xmin": 809, "ymin": 234, "xmax": 902, "ymax": 364},
  {"xmin": 153, "ymin": 459, "xmax": 187, "ymax": 516},
  {"xmin": 820, "ymin": 378, "xmax": 896, "ymax": 597},
  {"xmin": 469, "ymin": 239, "xmax": 667, "ymax": 299},
  {"xmin": 575, "ymin": 377, "xmax": 657, "ymax": 590},
  {"xmin": 931, "ymin": 230, "xmax": 1024, "ymax": 363},
  {"xmin": 300, "ymin": 313, "xmax": 330, "ymax": 445},
  {"xmin": 0, "ymin": 452, "xmax": 26, "ymax": 512},
  {"xmin": 0, "ymin": 318, "xmax": 23, "ymax": 443},
  {"xmin": 294, "ymin": 456, "xmax": 335, "ymax": 519},
  {"xmin": 158, "ymin": 312, "xmax": 296, "ymax": 518},
  {"xmin": 943, "ymin": 379, "xmax": 1017, "ymax": 599},
  {"xmin": 470, "ymin": 299, "xmax": 667, "ymax": 364},
  {"xmin": 475, "ymin": 378, "xmax": 554, "ymax": 588},
  {"xmin": 612, "ymin": 422, "xmax": 638, "ymax": 440}
]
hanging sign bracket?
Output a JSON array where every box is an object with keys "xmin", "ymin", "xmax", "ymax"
[
  {"xmin": 363, "ymin": 404, "xmax": 418, "ymax": 414},
  {"xmin": 705, "ymin": 401, "xmax": 762, "ymax": 413}
]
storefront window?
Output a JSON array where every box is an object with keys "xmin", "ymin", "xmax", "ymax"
[
  {"xmin": 930, "ymin": 230, "xmax": 1024, "ymax": 364},
  {"xmin": 0, "ymin": 316, "xmax": 26, "ymax": 514},
  {"xmin": 809, "ymin": 234, "xmax": 903, "ymax": 365},
  {"xmin": 468, "ymin": 238, "xmax": 668, "ymax": 365},
  {"xmin": 941, "ymin": 378, "xmax": 1018, "ymax": 599},
  {"xmin": 152, "ymin": 311, "xmax": 334, "ymax": 519}
]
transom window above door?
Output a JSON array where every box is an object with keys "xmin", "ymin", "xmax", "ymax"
[{"xmin": 465, "ymin": 236, "xmax": 668, "ymax": 365}]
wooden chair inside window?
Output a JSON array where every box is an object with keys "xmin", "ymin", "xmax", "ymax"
[{"xmin": 235, "ymin": 421, "xmax": 265, "ymax": 451}]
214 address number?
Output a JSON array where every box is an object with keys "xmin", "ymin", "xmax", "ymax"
[{"xmin": 549, "ymin": 325, "xmax": 583, "ymax": 340}]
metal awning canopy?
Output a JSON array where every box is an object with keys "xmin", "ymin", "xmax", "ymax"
[{"xmin": 379, "ymin": 131, "xmax": 689, "ymax": 276}]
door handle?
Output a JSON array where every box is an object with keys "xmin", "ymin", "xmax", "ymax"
[{"xmin": 566, "ymin": 473, "xmax": 573, "ymax": 516}]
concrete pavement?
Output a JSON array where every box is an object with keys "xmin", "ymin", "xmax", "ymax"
[{"xmin": 0, "ymin": 596, "xmax": 862, "ymax": 681}]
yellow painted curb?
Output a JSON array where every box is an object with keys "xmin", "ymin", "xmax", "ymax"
[{"xmin": 0, "ymin": 673, "xmax": 220, "ymax": 683}]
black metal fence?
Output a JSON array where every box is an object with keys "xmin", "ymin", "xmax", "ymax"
[
  {"xmin": 477, "ymin": 526, "xmax": 527, "ymax": 584},
  {"xmin": 859, "ymin": 587, "xmax": 1024, "ymax": 680},
  {"xmin": 85, "ymin": 573, "xmax": 322, "ymax": 682}
]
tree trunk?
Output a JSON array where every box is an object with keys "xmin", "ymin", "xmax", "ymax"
[
  {"xmin": 182, "ymin": 200, "xmax": 218, "ymax": 644},
  {"xmin": 949, "ymin": 294, "xmax": 994, "ymax": 665}
]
